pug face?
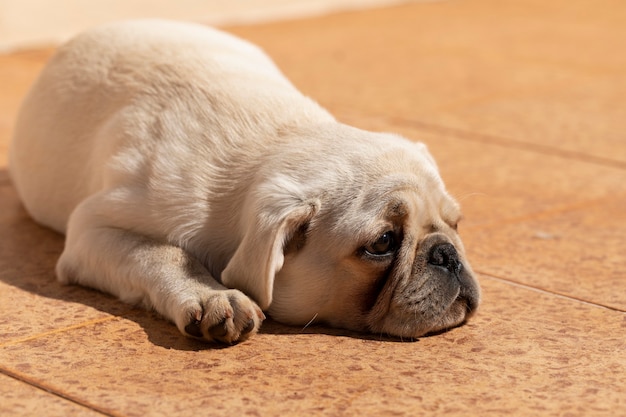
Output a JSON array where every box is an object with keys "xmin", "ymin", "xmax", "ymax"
[{"xmin": 267, "ymin": 140, "xmax": 481, "ymax": 339}]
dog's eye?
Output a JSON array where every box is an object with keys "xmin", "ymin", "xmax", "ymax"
[{"xmin": 364, "ymin": 231, "xmax": 397, "ymax": 256}]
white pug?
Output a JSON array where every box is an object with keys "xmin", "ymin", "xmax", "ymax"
[{"xmin": 9, "ymin": 20, "xmax": 480, "ymax": 344}]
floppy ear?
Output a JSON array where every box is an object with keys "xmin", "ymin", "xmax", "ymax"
[{"xmin": 221, "ymin": 180, "xmax": 320, "ymax": 310}]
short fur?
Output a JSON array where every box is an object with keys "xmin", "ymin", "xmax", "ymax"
[{"xmin": 9, "ymin": 20, "xmax": 480, "ymax": 344}]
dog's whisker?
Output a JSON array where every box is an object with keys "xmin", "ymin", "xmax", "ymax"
[
  {"xmin": 455, "ymin": 192, "xmax": 488, "ymax": 203},
  {"xmin": 300, "ymin": 313, "xmax": 319, "ymax": 332}
]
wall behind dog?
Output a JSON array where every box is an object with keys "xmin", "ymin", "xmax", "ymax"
[{"xmin": 0, "ymin": 0, "xmax": 424, "ymax": 52}]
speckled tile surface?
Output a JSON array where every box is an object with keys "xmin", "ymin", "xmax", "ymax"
[
  {"xmin": 0, "ymin": 373, "xmax": 104, "ymax": 417},
  {"xmin": 229, "ymin": 0, "xmax": 626, "ymax": 166},
  {"xmin": 1, "ymin": 0, "xmax": 625, "ymax": 416},
  {"xmin": 465, "ymin": 198, "xmax": 626, "ymax": 311},
  {"xmin": 1, "ymin": 278, "xmax": 624, "ymax": 417}
]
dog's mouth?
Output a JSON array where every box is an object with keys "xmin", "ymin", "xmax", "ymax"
[{"xmin": 371, "ymin": 285, "xmax": 477, "ymax": 339}]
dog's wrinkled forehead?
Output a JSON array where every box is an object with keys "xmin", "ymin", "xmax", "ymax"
[
  {"xmin": 359, "ymin": 174, "xmax": 456, "ymax": 227},
  {"xmin": 324, "ymin": 142, "xmax": 459, "ymax": 245},
  {"xmin": 359, "ymin": 174, "xmax": 436, "ymax": 210},
  {"xmin": 360, "ymin": 141, "xmax": 452, "ymax": 217}
]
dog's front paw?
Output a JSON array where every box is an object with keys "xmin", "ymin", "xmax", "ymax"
[{"xmin": 180, "ymin": 290, "xmax": 265, "ymax": 344}]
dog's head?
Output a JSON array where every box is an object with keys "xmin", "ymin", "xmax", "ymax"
[{"xmin": 222, "ymin": 128, "xmax": 480, "ymax": 338}]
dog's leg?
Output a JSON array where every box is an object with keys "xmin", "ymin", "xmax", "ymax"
[{"xmin": 56, "ymin": 194, "xmax": 265, "ymax": 344}]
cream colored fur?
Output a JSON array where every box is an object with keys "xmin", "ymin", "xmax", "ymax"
[{"xmin": 9, "ymin": 20, "xmax": 480, "ymax": 344}]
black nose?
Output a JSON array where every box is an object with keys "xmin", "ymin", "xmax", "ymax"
[{"xmin": 428, "ymin": 243, "xmax": 462, "ymax": 275}]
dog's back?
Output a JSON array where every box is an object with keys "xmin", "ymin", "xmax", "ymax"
[{"xmin": 9, "ymin": 19, "xmax": 326, "ymax": 233}]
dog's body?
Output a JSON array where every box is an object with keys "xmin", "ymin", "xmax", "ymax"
[{"xmin": 10, "ymin": 20, "xmax": 480, "ymax": 344}]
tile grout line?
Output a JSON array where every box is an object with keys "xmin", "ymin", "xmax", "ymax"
[
  {"xmin": 0, "ymin": 317, "xmax": 126, "ymax": 415},
  {"xmin": 391, "ymin": 117, "xmax": 626, "ymax": 170},
  {"xmin": 461, "ymin": 196, "xmax": 618, "ymax": 231},
  {"xmin": 0, "ymin": 367, "xmax": 122, "ymax": 417},
  {"xmin": 0, "ymin": 316, "xmax": 118, "ymax": 348},
  {"xmin": 479, "ymin": 272, "xmax": 626, "ymax": 313},
  {"xmin": 337, "ymin": 110, "xmax": 626, "ymax": 170}
]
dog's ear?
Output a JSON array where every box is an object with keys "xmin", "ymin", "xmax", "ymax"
[{"xmin": 221, "ymin": 180, "xmax": 320, "ymax": 310}]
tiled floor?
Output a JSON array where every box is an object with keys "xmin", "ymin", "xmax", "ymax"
[{"xmin": 1, "ymin": 0, "xmax": 625, "ymax": 416}]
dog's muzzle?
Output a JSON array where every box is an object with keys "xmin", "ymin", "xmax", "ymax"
[{"xmin": 418, "ymin": 233, "xmax": 480, "ymax": 315}]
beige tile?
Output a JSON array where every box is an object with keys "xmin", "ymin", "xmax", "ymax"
[
  {"xmin": 0, "ymin": 277, "xmax": 624, "ymax": 417},
  {"xmin": 230, "ymin": 0, "xmax": 626, "ymax": 165},
  {"xmin": 0, "ymin": 281, "xmax": 113, "ymax": 346},
  {"xmin": 0, "ymin": 373, "xmax": 103, "ymax": 416},
  {"xmin": 430, "ymin": 135, "xmax": 626, "ymax": 307},
  {"xmin": 465, "ymin": 197, "xmax": 626, "ymax": 311}
]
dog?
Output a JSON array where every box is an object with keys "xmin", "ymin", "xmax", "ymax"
[{"xmin": 9, "ymin": 20, "xmax": 480, "ymax": 344}]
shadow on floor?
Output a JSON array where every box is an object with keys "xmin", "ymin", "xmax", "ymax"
[{"xmin": 1, "ymin": 170, "xmax": 412, "ymax": 351}]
